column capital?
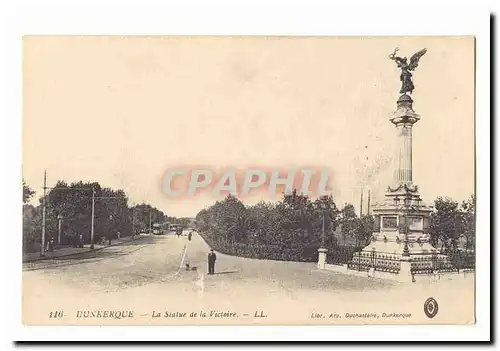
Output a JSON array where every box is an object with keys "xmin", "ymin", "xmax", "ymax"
[{"xmin": 390, "ymin": 94, "xmax": 420, "ymax": 125}]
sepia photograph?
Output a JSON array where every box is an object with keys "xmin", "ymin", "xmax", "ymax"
[{"xmin": 2, "ymin": 1, "xmax": 492, "ymax": 344}]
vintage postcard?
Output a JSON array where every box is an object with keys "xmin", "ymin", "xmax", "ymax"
[{"xmin": 22, "ymin": 36, "xmax": 476, "ymax": 327}]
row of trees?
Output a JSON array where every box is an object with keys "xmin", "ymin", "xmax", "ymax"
[
  {"xmin": 23, "ymin": 177, "xmax": 476, "ymax": 256},
  {"xmin": 22, "ymin": 180, "xmax": 183, "ymax": 253},
  {"xmin": 195, "ymin": 191, "xmax": 375, "ymax": 261},
  {"xmin": 195, "ymin": 191, "xmax": 476, "ymax": 261}
]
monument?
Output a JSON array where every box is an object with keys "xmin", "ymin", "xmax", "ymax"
[{"xmin": 348, "ymin": 47, "xmax": 455, "ymax": 282}]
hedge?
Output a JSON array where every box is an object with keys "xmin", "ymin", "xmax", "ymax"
[{"xmin": 199, "ymin": 230, "xmax": 319, "ymax": 262}]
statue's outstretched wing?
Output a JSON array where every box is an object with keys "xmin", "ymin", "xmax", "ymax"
[
  {"xmin": 408, "ymin": 48, "xmax": 427, "ymax": 70},
  {"xmin": 392, "ymin": 56, "xmax": 406, "ymax": 66}
]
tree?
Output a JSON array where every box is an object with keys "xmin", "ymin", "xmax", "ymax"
[
  {"xmin": 22, "ymin": 177, "xmax": 168, "ymax": 252},
  {"xmin": 313, "ymin": 195, "xmax": 341, "ymax": 247},
  {"xmin": 356, "ymin": 215, "xmax": 375, "ymax": 247},
  {"xmin": 132, "ymin": 203, "xmax": 165, "ymax": 233},
  {"xmin": 23, "ymin": 180, "xmax": 35, "ymax": 204},
  {"xmin": 195, "ymin": 209, "xmax": 210, "ymax": 233},
  {"xmin": 171, "ymin": 217, "xmax": 193, "ymax": 229},
  {"xmin": 41, "ymin": 181, "xmax": 135, "ymax": 244},
  {"xmin": 274, "ymin": 190, "xmax": 316, "ymax": 250},
  {"xmin": 246, "ymin": 201, "xmax": 278, "ymax": 245},
  {"xmin": 460, "ymin": 195, "xmax": 475, "ymax": 253},
  {"xmin": 429, "ymin": 197, "xmax": 464, "ymax": 253},
  {"xmin": 215, "ymin": 194, "xmax": 248, "ymax": 243},
  {"xmin": 194, "ymin": 195, "xmax": 249, "ymax": 244},
  {"xmin": 339, "ymin": 203, "xmax": 357, "ymax": 245},
  {"xmin": 23, "ymin": 204, "xmax": 40, "ymax": 252},
  {"xmin": 196, "ymin": 190, "xmax": 342, "ymax": 254}
]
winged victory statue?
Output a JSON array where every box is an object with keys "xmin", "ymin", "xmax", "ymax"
[{"xmin": 388, "ymin": 47, "xmax": 427, "ymax": 95}]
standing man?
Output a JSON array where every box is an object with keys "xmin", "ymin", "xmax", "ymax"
[
  {"xmin": 207, "ymin": 249, "xmax": 217, "ymax": 275},
  {"xmin": 188, "ymin": 232, "xmax": 192, "ymax": 242}
]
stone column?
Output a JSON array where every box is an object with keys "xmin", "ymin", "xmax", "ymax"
[
  {"xmin": 394, "ymin": 124, "xmax": 413, "ymax": 183},
  {"xmin": 390, "ymin": 94, "xmax": 420, "ymax": 185}
]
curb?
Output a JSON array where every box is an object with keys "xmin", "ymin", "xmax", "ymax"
[{"xmin": 22, "ymin": 235, "xmax": 149, "ymax": 263}]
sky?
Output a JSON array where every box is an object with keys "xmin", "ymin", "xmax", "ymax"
[{"xmin": 23, "ymin": 36, "xmax": 475, "ymax": 217}]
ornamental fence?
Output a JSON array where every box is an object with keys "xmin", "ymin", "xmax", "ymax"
[{"xmin": 325, "ymin": 246, "xmax": 474, "ymax": 275}]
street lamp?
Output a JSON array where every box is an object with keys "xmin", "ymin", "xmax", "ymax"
[
  {"xmin": 109, "ymin": 214, "xmax": 114, "ymax": 240},
  {"xmin": 321, "ymin": 201, "xmax": 328, "ymax": 248},
  {"xmin": 394, "ymin": 193, "xmax": 420, "ymax": 257},
  {"xmin": 149, "ymin": 211, "xmax": 152, "ymax": 233},
  {"xmin": 57, "ymin": 214, "xmax": 63, "ymax": 246},
  {"xmin": 393, "ymin": 196, "xmax": 400, "ymax": 207},
  {"xmin": 317, "ymin": 199, "xmax": 329, "ymax": 270},
  {"xmin": 403, "ymin": 194, "xmax": 411, "ymax": 256},
  {"xmin": 415, "ymin": 197, "xmax": 422, "ymax": 208},
  {"xmin": 41, "ymin": 171, "xmax": 47, "ymax": 257},
  {"xmin": 132, "ymin": 207, "xmax": 136, "ymax": 238}
]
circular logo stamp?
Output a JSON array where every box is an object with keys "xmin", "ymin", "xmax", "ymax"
[{"xmin": 424, "ymin": 297, "xmax": 439, "ymax": 319}]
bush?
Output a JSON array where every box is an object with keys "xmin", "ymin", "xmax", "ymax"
[{"xmin": 199, "ymin": 230, "xmax": 319, "ymax": 262}]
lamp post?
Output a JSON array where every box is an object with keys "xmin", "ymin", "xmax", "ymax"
[
  {"xmin": 109, "ymin": 214, "xmax": 114, "ymax": 240},
  {"xmin": 41, "ymin": 170, "xmax": 47, "ymax": 257},
  {"xmin": 393, "ymin": 193, "xmax": 412, "ymax": 282},
  {"xmin": 57, "ymin": 214, "xmax": 63, "ymax": 246},
  {"xmin": 321, "ymin": 203, "xmax": 327, "ymax": 248},
  {"xmin": 149, "ymin": 211, "xmax": 152, "ymax": 234},
  {"xmin": 402, "ymin": 194, "xmax": 411, "ymax": 256},
  {"xmin": 132, "ymin": 207, "xmax": 136, "ymax": 239},
  {"xmin": 394, "ymin": 193, "xmax": 422, "ymax": 257},
  {"xmin": 317, "ymin": 199, "xmax": 328, "ymax": 270},
  {"xmin": 90, "ymin": 187, "xmax": 95, "ymax": 249}
]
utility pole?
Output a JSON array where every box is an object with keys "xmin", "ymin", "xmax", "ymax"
[
  {"xmin": 403, "ymin": 193, "xmax": 411, "ymax": 257},
  {"xmin": 90, "ymin": 187, "xmax": 95, "ymax": 249},
  {"xmin": 317, "ymin": 201, "xmax": 328, "ymax": 270},
  {"xmin": 149, "ymin": 211, "xmax": 152, "ymax": 232},
  {"xmin": 360, "ymin": 189, "xmax": 364, "ymax": 217},
  {"xmin": 321, "ymin": 210, "xmax": 326, "ymax": 247},
  {"xmin": 57, "ymin": 214, "xmax": 63, "ymax": 246},
  {"xmin": 164, "ymin": 214, "xmax": 167, "ymax": 234},
  {"xmin": 132, "ymin": 207, "xmax": 135, "ymax": 238},
  {"xmin": 41, "ymin": 170, "xmax": 47, "ymax": 257},
  {"xmin": 367, "ymin": 190, "xmax": 371, "ymax": 216}
]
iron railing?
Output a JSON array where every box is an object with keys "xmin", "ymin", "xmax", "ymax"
[
  {"xmin": 325, "ymin": 246, "xmax": 363, "ymax": 266},
  {"xmin": 347, "ymin": 251, "xmax": 401, "ymax": 274},
  {"xmin": 410, "ymin": 251, "xmax": 475, "ymax": 275}
]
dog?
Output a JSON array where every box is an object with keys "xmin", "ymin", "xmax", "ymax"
[{"xmin": 185, "ymin": 263, "xmax": 198, "ymax": 271}]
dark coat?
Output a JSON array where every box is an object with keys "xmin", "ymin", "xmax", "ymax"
[{"xmin": 208, "ymin": 252, "xmax": 217, "ymax": 264}]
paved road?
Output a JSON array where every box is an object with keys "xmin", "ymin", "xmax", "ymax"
[{"xmin": 22, "ymin": 231, "xmax": 475, "ymax": 325}]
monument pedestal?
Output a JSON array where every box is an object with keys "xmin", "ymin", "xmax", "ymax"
[
  {"xmin": 317, "ymin": 248, "xmax": 328, "ymax": 270},
  {"xmin": 348, "ymin": 94, "xmax": 455, "ymax": 281},
  {"xmin": 399, "ymin": 258, "xmax": 414, "ymax": 283}
]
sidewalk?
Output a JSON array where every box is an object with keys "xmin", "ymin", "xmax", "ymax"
[{"xmin": 22, "ymin": 235, "xmax": 148, "ymax": 263}]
